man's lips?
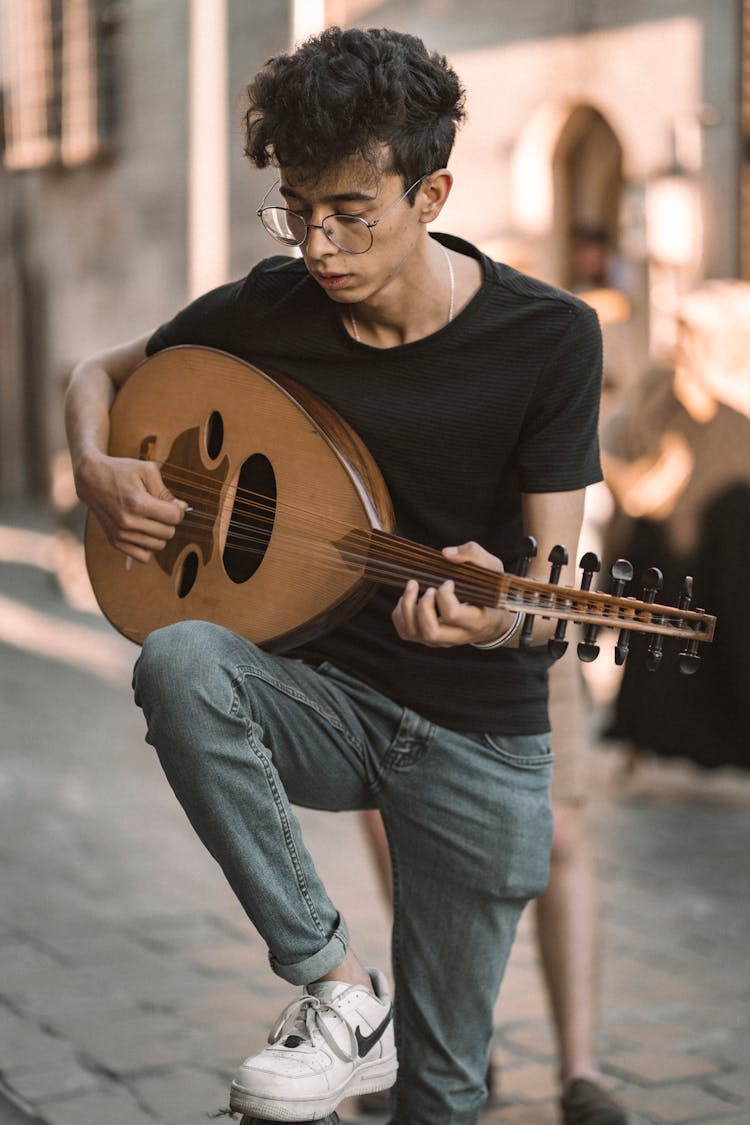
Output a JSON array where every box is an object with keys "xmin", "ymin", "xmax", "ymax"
[{"xmin": 314, "ymin": 272, "xmax": 353, "ymax": 290}]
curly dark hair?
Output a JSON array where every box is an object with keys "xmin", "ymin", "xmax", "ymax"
[{"xmin": 243, "ymin": 27, "xmax": 466, "ymax": 194}]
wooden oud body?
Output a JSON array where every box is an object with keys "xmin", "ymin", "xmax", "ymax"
[{"xmin": 85, "ymin": 347, "xmax": 395, "ymax": 649}]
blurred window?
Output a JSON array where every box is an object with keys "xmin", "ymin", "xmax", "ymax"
[{"xmin": 0, "ymin": 0, "xmax": 119, "ymax": 171}]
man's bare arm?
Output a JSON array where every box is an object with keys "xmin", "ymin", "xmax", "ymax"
[{"xmin": 65, "ymin": 334, "xmax": 187, "ymax": 562}]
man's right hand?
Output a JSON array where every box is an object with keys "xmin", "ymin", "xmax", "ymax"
[{"xmin": 76, "ymin": 452, "xmax": 188, "ymax": 563}]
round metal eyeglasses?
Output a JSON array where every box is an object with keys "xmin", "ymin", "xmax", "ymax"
[{"xmin": 256, "ymin": 176, "xmax": 427, "ymax": 254}]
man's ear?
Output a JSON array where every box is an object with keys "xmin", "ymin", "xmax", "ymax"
[{"xmin": 418, "ymin": 169, "xmax": 453, "ymax": 224}]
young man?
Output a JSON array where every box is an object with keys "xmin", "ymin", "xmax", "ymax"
[{"xmin": 65, "ymin": 28, "xmax": 602, "ymax": 1125}]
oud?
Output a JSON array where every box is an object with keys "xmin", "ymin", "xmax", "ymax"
[{"xmin": 85, "ymin": 347, "xmax": 715, "ymax": 669}]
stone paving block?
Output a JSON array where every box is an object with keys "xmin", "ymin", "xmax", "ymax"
[
  {"xmin": 41, "ymin": 928, "xmax": 162, "ymax": 968},
  {"xmin": 629, "ymin": 1011, "xmax": 750, "ymax": 1074},
  {"xmin": 604, "ymin": 953, "xmax": 673, "ymax": 981},
  {"xmin": 706, "ymin": 1068, "xmax": 750, "ymax": 1102},
  {"xmin": 494, "ymin": 1062, "xmax": 559, "ymax": 1103},
  {"xmin": 183, "ymin": 1023, "xmax": 267, "ymax": 1077},
  {"xmin": 34, "ymin": 1084, "xmax": 158, "ymax": 1125},
  {"xmin": 13, "ymin": 974, "xmax": 139, "ymax": 1031},
  {"xmin": 8, "ymin": 906, "xmax": 137, "ymax": 962},
  {"xmin": 66, "ymin": 943, "xmax": 180, "ymax": 986},
  {"xmin": 0, "ymin": 1013, "xmax": 75, "ymax": 1073},
  {"xmin": 131, "ymin": 1065, "xmax": 230, "ymax": 1123},
  {"xmin": 503, "ymin": 934, "xmax": 539, "ymax": 972},
  {"xmin": 688, "ymin": 1020, "xmax": 750, "ymax": 1059},
  {"xmin": 495, "ymin": 972, "xmax": 550, "ymax": 1022},
  {"xmin": 496, "ymin": 1021, "xmax": 557, "ymax": 1060},
  {"xmin": 496, "ymin": 991, "xmax": 550, "ymax": 1023},
  {"xmin": 0, "ymin": 943, "xmax": 68, "ymax": 1007},
  {"xmin": 3, "ymin": 884, "xmax": 73, "ymax": 933},
  {"xmin": 679, "ymin": 1000, "xmax": 750, "ymax": 1036},
  {"xmin": 622, "ymin": 1081, "xmax": 740, "ymax": 1123},
  {"xmin": 337, "ymin": 1096, "xmax": 388, "ymax": 1125},
  {"xmin": 605, "ymin": 1047, "xmax": 725, "ymax": 1084},
  {"xmin": 602, "ymin": 974, "xmax": 707, "ymax": 1009},
  {"xmin": 186, "ymin": 989, "xmax": 291, "ymax": 1038},
  {"xmin": 188, "ymin": 939, "xmax": 262, "ymax": 976},
  {"xmin": 479, "ymin": 1101, "xmax": 558, "ymax": 1124},
  {"xmin": 63, "ymin": 1012, "xmax": 201, "ymax": 1076},
  {"xmin": 128, "ymin": 913, "xmax": 242, "ymax": 955},
  {"xmin": 691, "ymin": 1118, "xmax": 750, "ymax": 1125},
  {"xmin": 163, "ymin": 980, "xmax": 258, "ymax": 1027},
  {"xmin": 485, "ymin": 1045, "xmax": 521, "ymax": 1074},
  {"xmin": 0, "ymin": 1085, "xmax": 43, "ymax": 1125},
  {"xmin": 4, "ymin": 1057, "xmax": 102, "ymax": 1105},
  {"xmin": 337, "ymin": 1091, "xmax": 560, "ymax": 1125},
  {"xmin": 605, "ymin": 1018, "xmax": 693, "ymax": 1050},
  {"xmin": 63, "ymin": 958, "xmax": 200, "ymax": 1013}
]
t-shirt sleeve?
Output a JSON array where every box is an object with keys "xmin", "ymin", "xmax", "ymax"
[
  {"xmin": 145, "ymin": 278, "xmax": 247, "ymax": 356},
  {"xmin": 518, "ymin": 303, "xmax": 603, "ymax": 493}
]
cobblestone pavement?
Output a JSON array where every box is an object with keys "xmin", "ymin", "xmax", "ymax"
[{"xmin": 1, "ymin": 504, "xmax": 749, "ymax": 1125}]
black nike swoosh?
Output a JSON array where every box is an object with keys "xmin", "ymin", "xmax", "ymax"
[{"xmin": 355, "ymin": 1004, "xmax": 393, "ymax": 1057}]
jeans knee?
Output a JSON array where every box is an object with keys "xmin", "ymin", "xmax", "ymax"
[
  {"xmin": 141, "ymin": 618, "xmax": 210, "ymax": 665},
  {"xmin": 134, "ymin": 620, "xmax": 242, "ymax": 742},
  {"xmin": 137, "ymin": 620, "xmax": 224, "ymax": 690}
]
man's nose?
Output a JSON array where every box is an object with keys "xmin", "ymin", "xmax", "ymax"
[{"xmin": 305, "ymin": 222, "xmax": 336, "ymax": 258}]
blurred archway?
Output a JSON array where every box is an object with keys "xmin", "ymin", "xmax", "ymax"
[{"xmin": 553, "ymin": 104, "xmax": 624, "ymax": 293}]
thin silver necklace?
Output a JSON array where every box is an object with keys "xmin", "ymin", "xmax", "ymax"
[{"xmin": 349, "ymin": 242, "xmax": 455, "ymax": 344}]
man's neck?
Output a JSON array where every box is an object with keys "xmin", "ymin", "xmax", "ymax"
[{"xmin": 345, "ymin": 240, "xmax": 481, "ymax": 348}]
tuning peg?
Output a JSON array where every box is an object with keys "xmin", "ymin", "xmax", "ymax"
[
  {"xmin": 609, "ymin": 559, "xmax": 634, "ymax": 665},
  {"xmin": 516, "ymin": 536, "xmax": 537, "ymax": 578},
  {"xmin": 578, "ymin": 551, "xmax": 601, "ymax": 590},
  {"xmin": 577, "ymin": 551, "xmax": 602, "ymax": 662},
  {"xmin": 546, "ymin": 545, "xmax": 569, "ymax": 660},
  {"xmin": 516, "ymin": 536, "xmax": 538, "ymax": 649},
  {"xmin": 640, "ymin": 567, "xmax": 664, "ymax": 671},
  {"xmin": 610, "ymin": 558, "xmax": 634, "ymax": 592},
  {"xmin": 677, "ymin": 577, "xmax": 702, "ymax": 675}
]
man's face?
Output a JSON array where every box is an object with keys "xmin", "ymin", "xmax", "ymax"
[{"xmin": 277, "ymin": 156, "xmax": 426, "ymax": 305}]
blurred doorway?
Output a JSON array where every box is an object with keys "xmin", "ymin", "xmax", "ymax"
[
  {"xmin": 553, "ymin": 105, "xmax": 624, "ymax": 294},
  {"xmin": 551, "ymin": 104, "xmax": 640, "ymax": 394}
]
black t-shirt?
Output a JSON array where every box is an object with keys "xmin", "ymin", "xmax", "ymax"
[{"xmin": 147, "ymin": 233, "xmax": 602, "ymax": 732}]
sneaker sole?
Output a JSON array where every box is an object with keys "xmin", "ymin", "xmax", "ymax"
[{"xmin": 228, "ymin": 1054, "xmax": 398, "ymax": 1121}]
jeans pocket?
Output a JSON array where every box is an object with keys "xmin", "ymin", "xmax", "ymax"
[
  {"xmin": 380, "ymin": 710, "xmax": 435, "ymax": 775},
  {"xmin": 481, "ymin": 731, "xmax": 553, "ymax": 771}
]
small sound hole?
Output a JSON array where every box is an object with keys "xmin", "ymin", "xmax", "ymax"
[
  {"xmin": 206, "ymin": 411, "xmax": 224, "ymax": 460},
  {"xmin": 177, "ymin": 551, "xmax": 199, "ymax": 598},
  {"xmin": 223, "ymin": 454, "xmax": 277, "ymax": 584}
]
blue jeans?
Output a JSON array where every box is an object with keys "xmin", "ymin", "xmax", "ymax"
[{"xmin": 133, "ymin": 621, "xmax": 553, "ymax": 1125}]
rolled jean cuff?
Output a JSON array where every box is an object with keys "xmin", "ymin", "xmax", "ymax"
[{"xmin": 268, "ymin": 915, "xmax": 350, "ymax": 985}]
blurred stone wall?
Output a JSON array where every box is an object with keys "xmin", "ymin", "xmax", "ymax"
[
  {"xmin": 337, "ymin": 0, "xmax": 743, "ymax": 393},
  {"xmin": 1, "ymin": 0, "xmax": 743, "ymax": 497},
  {"xmin": 1, "ymin": 0, "xmax": 290, "ymax": 499}
]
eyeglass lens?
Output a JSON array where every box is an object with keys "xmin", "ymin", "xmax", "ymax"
[{"xmin": 259, "ymin": 209, "xmax": 373, "ymax": 253}]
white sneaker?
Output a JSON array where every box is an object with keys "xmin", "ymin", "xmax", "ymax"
[{"xmin": 229, "ymin": 968, "xmax": 397, "ymax": 1122}]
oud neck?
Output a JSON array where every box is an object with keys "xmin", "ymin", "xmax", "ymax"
[
  {"xmin": 359, "ymin": 529, "xmax": 504, "ymax": 608},
  {"xmin": 338, "ymin": 528, "xmax": 714, "ymax": 642}
]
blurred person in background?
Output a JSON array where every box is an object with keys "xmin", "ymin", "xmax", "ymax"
[{"xmin": 603, "ymin": 279, "xmax": 750, "ymax": 770}]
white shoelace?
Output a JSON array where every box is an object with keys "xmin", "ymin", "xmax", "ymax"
[{"xmin": 268, "ymin": 993, "xmax": 358, "ymax": 1064}]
